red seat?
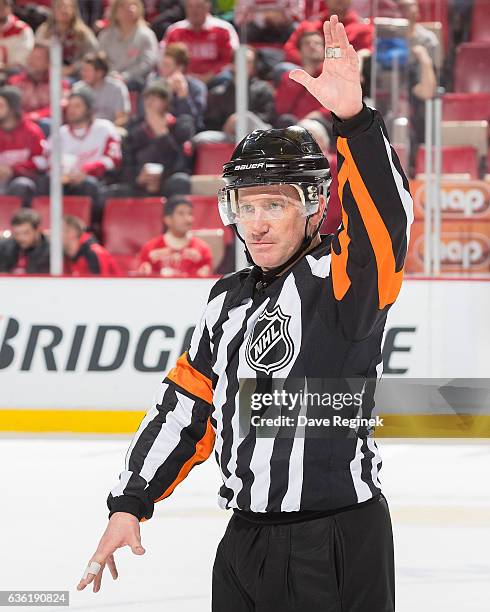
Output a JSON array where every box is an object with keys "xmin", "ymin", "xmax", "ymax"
[
  {"xmin": 454, "ymin": 43, "xmax": 490, "ymax": 93},
  {"xmin": 442, "ymin": 92, "xmax": 490, "ymax": 121},
  {"xmin": 471, "ymin": 0, "xmax": 490, "ymax": 42},
  {"xmin": 102, "ymin": 198, "xmax": 163, "ymax": 270},
  {"xmin": 31, "ymin": 196, "xmax": 92, "ymax": 230},
  {"xmin": 187, "ymin": 195, "xmax": 234, "ymax": 244},
  {"xmin": 416, "ymin": 146, "xmax": 479, "ymax": 179},
  {"xmin": 112, "ymin": 254, "xmax": 139, "ymax": 276},
  {"xmin": 418, "ymin": 0, "xmax": 449, "ymax": 50},
  {"xmin": 194, "ymin": 142, "xmax": 236, "ymax": 175},
  {"xmin": 0, "ymin": 195, "xmax": 22, "ymax": 232}
]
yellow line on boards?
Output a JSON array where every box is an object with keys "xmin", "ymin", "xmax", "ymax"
[
  {"xmin": 0, "ymin": 410, "xmax": 146, "ymax": 433},
  {"xmin": 0, "ymin": 411, "xmax": 489, "ymax": 437}
]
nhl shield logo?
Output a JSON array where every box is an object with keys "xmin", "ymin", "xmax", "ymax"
[{"xmin": 245, "ymin": 305, "xmax": 294, "ymax": 375}]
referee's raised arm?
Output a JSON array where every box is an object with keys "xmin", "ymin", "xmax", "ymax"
[{"xmin": 291, "ymin": 14, "xmax": 414, "ymax": 341}]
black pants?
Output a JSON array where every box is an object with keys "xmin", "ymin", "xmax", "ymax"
[{"xmin": 212, "ymin": 494, "xmax": 395, "ymax": 612}]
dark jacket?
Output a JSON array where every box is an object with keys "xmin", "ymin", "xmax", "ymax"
[
  {"xmin": 123, "ymin": 114, "xmax": 194, "ymax": 183},
  {"xmin": 170, "ymin": 75, "xmax": 207, "ymax": 132},
  {"xmin": 64, "ymin": 232, "xmax": 120, "ymax": 276},
  {"xmin": 0, "ymin": 234, "xmax": 50, "ymax": 274},
  {"xmin": 204, "ymin": 77, "xmax": 275, "ymax": 131}
]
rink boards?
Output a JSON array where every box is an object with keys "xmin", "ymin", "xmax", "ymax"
[{"xmin": 0, "ymin": 276, "xmax": 489, "ymax": 436}]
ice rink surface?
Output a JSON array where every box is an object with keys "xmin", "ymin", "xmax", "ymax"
[{"xmin": 1, "ymin": 436, "xmax": 488, "ymax": 611}]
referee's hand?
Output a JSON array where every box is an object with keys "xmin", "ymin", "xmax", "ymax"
[
  {"xmin": 77, "ymin": 512, "xmax": 146, "ymax": 593},
  {"xmin": 289, "ymin": 14, "xmax": 363, "ymax": 121}
]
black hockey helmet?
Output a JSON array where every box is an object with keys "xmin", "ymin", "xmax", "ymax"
[{"xmin": 218, "ymin": 125, "xmax": 331, "ymax": 227}]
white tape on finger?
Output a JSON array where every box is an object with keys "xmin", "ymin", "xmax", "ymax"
[{"xmin": 83, "ymin": 561, "xmax": 101, "ymax": 580}]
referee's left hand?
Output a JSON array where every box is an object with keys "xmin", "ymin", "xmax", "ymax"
[
  {"xmin": 289, "ymin": 15, "xmax": 363, "ymax": 121},
  {"xmin": 77, "ymin": 512, "xmax": 146, "ymax": 593}
]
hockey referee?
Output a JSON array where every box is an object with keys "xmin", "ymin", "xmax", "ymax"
[{"xmin": 78, "ymin": 15, "xmax": 413, "ymax": 611}]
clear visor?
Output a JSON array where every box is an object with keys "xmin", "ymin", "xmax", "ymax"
[{"xmin": 218, "ymin": 183, "xmax": 320, "ymax": 226}]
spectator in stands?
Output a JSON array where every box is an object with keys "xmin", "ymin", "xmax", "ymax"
[
  {"xmin": 195, "ymin": 45, "xmax": 274, "ymax": 144},
  {"xmin": 0, "ymin": 86, "xmax": 43, "ymax": 207},
  {"xmin": 11, "ymin": 0, "xmax": 50, "ymax": 32},
  {"xmin": 398, "ymin": 0, "xmax": 441, "ymax": 68},
  {"xmin": 7, "ymin": 43, "xmax": 70, "ymax": 132},
  {"xmin": 138, "ymin": 194, "xmax": 212, "ymax": 277},
  {"xmin": 147, "ymin": 0, "xmax": 185, "ymax": 41},
  {"xmin": 283, "ymin": 0, "xmax": 373, "ymax": 66},
  {"xmin": 0, "ymin": 208, "xmax": 49, "ymax": 274},
  {"xmin": 234, "ymin": 0, "xmax": 301, "ymax": 44},
  {"xmin": 76, "ymin": 51, "xmax": 131, "ymax": 127},
  {"xmin": 0, "ymin": 0, "xmax": 34, "ymax": 73},
  {"xmin": 158, "ymin": 42, "xmax": 207, "ymax": 131},
  {"xmin": 275, "ymin": 30, "xmax": 331, "ymax": 124},
  {"xmin": 36, "ymin": 88, "xmax": 122, "ymax": 225},
  {"xmin": 78, "ymin": 0, "xmax": 105, "ymax": 29},
  {"xmin": 63, "ymin": 214, "xmax": 120, "ymax": 275},
  {"xmin": 98, "ymin": 0, "xmax": 159, "ymax": 92},
  {"xmin": 123, "ymin": 80, "xmax": 193, "ymax": 197},
  {"xmin": 35, "ymin": 0, "xmax": 98, "ymax": 80},
  {"xmin": 162, "ymin": 0, "xmax": 239, "ymax": 85}
]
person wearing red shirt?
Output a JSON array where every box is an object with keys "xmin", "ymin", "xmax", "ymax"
[
  {"xmin": 7, "ymin": 42, "xmax": 70, "ymax": 129},
  {"xmin": 63, "ymin": 215, "xmax": 120, "ymax": 276},
  {"xmin": 138, "ymin": 195, "xmax": 212, "ymax": 277},
  {"xmin": 275, "ymin": 30, "xmax": 331, "ymax": 123},
  {"xmin": 0, "ymin": 0, "xmax": 34, "ymax": 71},
  {"xmin": 284, "ymin": 0, "xmax": 373, "ymax": 65},
  {"xmin": 0, "ymin": 85, "xmax": 43, "ymax": 207},
  {"xmin": 162, "ymin": 0, "xmax": 239, "ymax": 84}
]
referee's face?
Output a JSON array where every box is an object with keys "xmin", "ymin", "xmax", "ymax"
[{"xmin": 237, "ymin": 185, "xmax": 326, "ymax": 271}]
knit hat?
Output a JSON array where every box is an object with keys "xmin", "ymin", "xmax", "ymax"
[
  {"xmin": 0, "ymin": 86, "xmax": 22, "ymax": 118},
  {"xmin": 143, "ymin": 79, "xmax": 173, "ymax": 103},
  {"xmin": 69, "ymin": 86, "xmax": 95, "ymax": 112}
]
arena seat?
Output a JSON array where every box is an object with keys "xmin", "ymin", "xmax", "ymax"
[
  {"xmin": 442, "ymin": 121, "xmax": 488, "ymax": 160},
  {"xmin": 194, "ymin": 142, "xmax": 236, "ymax": 175},
  {"xmin": 190, "ymin": 174, "xmax": 225, "ymax": 196},
  {"xmin": 415, "ymin": 146, "xmax": 479, "ymax": 179},
  {"xmin": 0, "ymin": 195, "xmax": 22, "ymax": 233},
  {"xmin": 31, "ymin": 196, "xmax": 92, "ymax": 230},
  {"xmin": 470, "ymin": 0, "xmax": 490, "ymax": 42},
  {"xmin": 454, "ymin": 43, "xmax": 490, "ymax": 93},
  {"xmin": 192, "ymin": 228, "xmax": 225, "ymax": 271},
  {"xmin": 188, "ymin": 195, "xmax": 234, "ymax": 244},
  {"xmin": 442, "ymin": 93, "xmax": 490, "ymax": 121},
  {"xmin": 102, "ymin": 197, "xmax": 163, "ymax": 273}
]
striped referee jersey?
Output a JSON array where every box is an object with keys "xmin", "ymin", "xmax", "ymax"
[{"xmin": 107, "ymin": 105, "xmax": 414, "ymax": 521}]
